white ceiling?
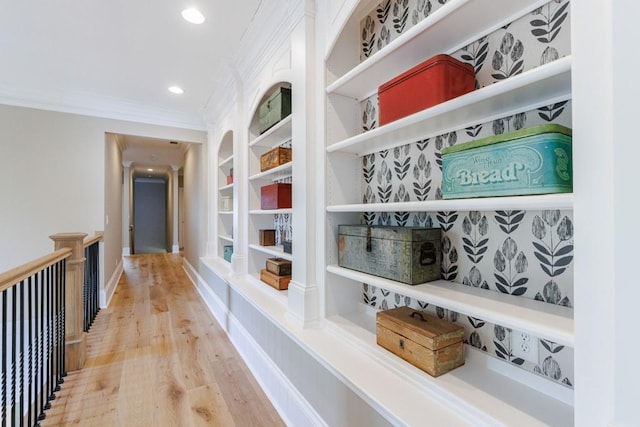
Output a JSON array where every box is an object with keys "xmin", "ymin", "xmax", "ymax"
[{"xmin": 0, "ymin": 0, "xmax": 263, "ymax": 130}]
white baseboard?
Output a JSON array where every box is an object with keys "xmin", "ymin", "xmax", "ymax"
[
  {"xmin": 122, "ymin": 247, "xmax": 131, "ymax": 256},
  {"xmin": 101, "ymin": 258, "xmax": 123, "ymax": 308},
  {"xmin": 172, "ymin": 244, "xmax": 180, "ymax": 253},
  {"xmin": 183, "ymin": 259, "xmax": 325, "ymax": 427}
]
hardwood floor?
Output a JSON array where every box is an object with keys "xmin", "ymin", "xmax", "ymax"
[{"xmin": 42, "ymin": 253, "xmax": 285, "ymax": 427}]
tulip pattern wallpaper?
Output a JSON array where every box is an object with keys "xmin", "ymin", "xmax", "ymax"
[
  {"xmin": 273, "ymin": 139, "xmax": 293, "ymax": 246},
  {"xmin": 359, "ymin": 0, "xmax": 574, "ymax": 387}
]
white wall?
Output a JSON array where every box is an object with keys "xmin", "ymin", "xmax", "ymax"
[
  {"xmin": 104, "ymin": 133, "xmax": 124, "ymax": 300},
  {"xmin": 0, "ymin": 104, "xmax": 205, "ymax": 278},
  {"xmin": 183, "ymin": 143, "xmax": 205, "ymax": 267},
  {"xmin": 611, "ymin": 2, "xmax": 640, "ymax": 425}
]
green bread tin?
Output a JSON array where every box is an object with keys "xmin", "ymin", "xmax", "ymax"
[{"xmin": 441, "ymin": 124, "xmax": 572, "ymax": 199}]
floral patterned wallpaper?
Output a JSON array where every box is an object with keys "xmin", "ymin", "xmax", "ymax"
[
  {"xmin": 358, "ymin": 0, "xmax": 574, "ymax": 387},
  {"xmin": 274, "ymin": 139, "xmax": 293, "ymax": 246}
]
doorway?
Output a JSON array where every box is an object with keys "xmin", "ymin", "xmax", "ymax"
[{"xmin": 133, "ymin": 178, "xmax": 167, "ymax": 254}]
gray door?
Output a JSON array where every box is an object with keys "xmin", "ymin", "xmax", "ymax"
[{"xmin": 133, "ymin": 178, "xmax": 167, "ymax": 254}]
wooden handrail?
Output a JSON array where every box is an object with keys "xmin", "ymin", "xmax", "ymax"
[
  {"xmin": 0, "ymin": 247, "xmax": 73, "ymax": 293},
  {"xmin": 83, "ymin": 231, "xmax": 104, "ymax": 248}
]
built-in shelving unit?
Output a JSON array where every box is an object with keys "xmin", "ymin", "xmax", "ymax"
[
  {"xmin": 247, "ymin": 82, "xmax": 293, "ymax": 282},
  {"xmin": 217, "ymin": 130, "xmax": 235, "ymax": 264},
  {"xmin": 323, "ymin": 0, "xmax": 574, "ymax": 425}
]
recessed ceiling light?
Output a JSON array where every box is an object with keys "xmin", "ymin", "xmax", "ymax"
[
  {"xmin": 168, "ymin": 86, "xmax": 184, "ymax": 94},
  {"xmin": 147, "ymin": 168, "xmax": 153, "ymax": 172},
  {"xmin": 182, "ymin": 8, "xmax": 205, "ymax": 24}
]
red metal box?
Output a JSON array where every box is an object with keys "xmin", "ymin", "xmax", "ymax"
[
  {"xmin": 260, "ymin": 183, "xmax": 292, "ymax": 210},
  {"xmin": 378, "ymin": 54, "xmax": 475, "ymax": 126}
]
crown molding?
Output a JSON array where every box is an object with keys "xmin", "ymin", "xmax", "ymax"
[
  {"xmin": 202, "ymin": 59, "xmax": 241, "ymax": 125},
  {"xmin": 234, "ymin": 0, "xmax": 306, "ymax": 85},
  {"xmin": 0, "ymin": 84, "xmax": 207, "ymax": 131}
]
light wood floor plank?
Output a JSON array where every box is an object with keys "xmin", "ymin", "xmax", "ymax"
[
  {"xmin": 42, "ymin": 253, "xmax": 284, "ymax": 427},
  {"xmin": 188, "ymin": 383, "xmax": 236, "ymax": 427}
]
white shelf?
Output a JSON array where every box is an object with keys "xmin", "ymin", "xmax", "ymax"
[
  {"xmin": 249, "ymin": 244, "xmax": 293, "ymax": 261},
  {"xmin": 219, "ymin": 210, "xmax": 233, "ymax": 215},
  {"xmin": 219, "ymin": 235, "xmax": 233, "ymax": 243},
  {"xmin": 218, "ymin": 183, "xmax": 234, "ymax": 192},
  {"xmin": 249, "ymin": 115, "xmax": 292, "ymax": 148},
  {"xmin": 234, "ymin": 273, "xmax": 289, "ymax": 306},
  {"xmin": 326, "ymin": 265, "xmax": 574, "ymax": 346},
  {"xmin": 328, "ymin": 193, "xmax": 574, "ymax": 213},
  {"xmin": 201, "ymin": 256, "xmax": 231, "ymax": 279},
  {"xmin": 325, "ymin": 308, "xmax": 573, "ymax": 426},
  {"xmin": 327, "ymin": 0, "xmax": 550, "ymax": 100},
  {"xmin": 327, "ymin": 56, "xmax": 572, "ymax": 156},
  {"xmin": 249, "ymin": 208, "xmax": 293, "ymax": 215},
  {"xmin": 219, "ymin": 154, "xmax": 234, "ymax": 168},
  {"xmin": 249, "ymin": 162, "xmax": 293, "ymax": 181}
]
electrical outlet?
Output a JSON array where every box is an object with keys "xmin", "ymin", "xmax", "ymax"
[{"xmin": 511, "ymin": 330, "xmax": 539, "ymax": 364}]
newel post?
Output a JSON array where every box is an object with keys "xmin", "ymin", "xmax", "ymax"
[{"xmin": 50, "ymin": 232, "xmax": 88, "ymax": 371}]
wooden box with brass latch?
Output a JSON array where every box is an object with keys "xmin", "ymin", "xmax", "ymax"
[
  {"xmin": 338, "ymin": 225, "xmax": 441, "ymax": 285},
  {"xmin": 260, "ymin": 146, "xmax": 292, "ymax": 172},
  {"xmin": 376, "ymin": 306, "xmax": 465, "ymax": 377}
]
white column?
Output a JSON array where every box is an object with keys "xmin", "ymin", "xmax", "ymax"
[
  {"xmin": 287, "ymin": 2, "xmax": 319, "ymax": 326},
  {"xmin": 171, "ymin": 165, "xmax": 180, "ymax": 253},
  {"xmin": 122, "ymin": 161, "xmax": 132, "ymax": 256}
]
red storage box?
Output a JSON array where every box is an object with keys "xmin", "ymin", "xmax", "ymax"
[
  {"xmin": 260, "ymin": 183, "xmax": 292, "ymax": 210},
  {"xmin": 378, "ymin": 54, "xmax": 475, "ymax": 126}
]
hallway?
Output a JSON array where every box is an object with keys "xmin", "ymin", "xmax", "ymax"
[{"xmin": 42, "ymin": 253, "xmax": 285, "ymax": 426}]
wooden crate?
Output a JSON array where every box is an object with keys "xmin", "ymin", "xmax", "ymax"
[
  {"xmin": 259, "ymin": 229, "xmax": 276, "ymax": 246},
  {"xmin": 338, "ymin": 225, "xmax": 440, "ymax": 285},
  {"xmin": 266, "ymin": 258, "xmax": 291, "ymax": 276},
  {"xmin": 260, "ymin": 269, "xmax": 291, "ymax": 290},
  {"xmin": 260, "ymin": 183, "xmax": 292, "ymax": 210},
  {"xmin": 260, "ymin": 147, "xmax": 292, "ymax": 172},
  {"xmin": 376, "ymin": 306, "xmax": 464, "ymax": 377}
]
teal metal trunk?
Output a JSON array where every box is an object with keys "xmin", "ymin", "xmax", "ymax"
[
  {"xmin": 338, "ymin": 225, "xmax": 441, "ymax": 285},
  {"xmin": 258, "ymin": 87, "xmax": 292, "ymax": 134},
  {"xmin": 223, "ymin": 245, "xmax": 233, "ymax": 262},
  {"xmin": 441, "ymin": 124, "xmax": 572, "ymax": 199}
]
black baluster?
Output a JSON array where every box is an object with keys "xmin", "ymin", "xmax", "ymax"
[
  {"xmin": 55, "ymin": 260, "xmax": 63, "ymax": 389},
  {"xmin": 27, "ymin": 276, "xmax": 33, "ymax": 427},
  {"xmin": 11, "ymin": 285, "xmax": 17, "ymax": 426},
  {"xmin": 1, "ymin": 288, "xmax": 7, "ymax": 427},
  {"xmin": 18, "ymin": 280, "xmax": 25, "ymax": 427},
  {"xmin": 37, "ymin": 270, "xmax": 45, "ymax": 422},
  {"xmin": 90, "ymin": 245, "xmax": 93, "ymax": 329},
  {"xmin": 51, "ymin": 262, "xmax": 58, "ymax": 395},
  {"xmin": 95, "ymin": 244, "xmax": 100, "ymax": 324},
  {"xmin": 61, "ymin": 260, "xmax": 66, "ymax": 379},
  {"xmin": 46, "ymin": 265, "xmax": 54, "ymax": 408},
  {"xmin": 83, "ymin": 246, "xmax": 88, "ymax": 332}
]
